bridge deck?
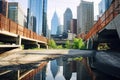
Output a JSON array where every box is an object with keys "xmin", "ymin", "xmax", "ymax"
[
  {"xmin": 0, "ymin": 49, "xmax": 95, "ymax": 70},
  {"xmin": 0, "ymin": 13, "xmax": 47, "ymax": 48}
]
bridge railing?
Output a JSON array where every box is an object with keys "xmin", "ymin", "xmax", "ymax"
[
  {"xmin": 85, "ymin": 0, "xmax": 120, "ymax": 40},
  {"xmin": 0, "ymin": 13, "xmax": 47, "ymax": 43}
]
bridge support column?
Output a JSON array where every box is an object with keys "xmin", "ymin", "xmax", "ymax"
[
  {"xmin": 36, "ymin": 42, "xmax": 40, "ymax": 48},
  {"xmin": 45, "ymin": 44, "xmax": 48, "ymax": 49},
  {"xmin": 17, "ymin": 70, "xmax": 20, "ymax": 80},
  {"xmin": 87, "ymin": 39, "xmax": 93, "ymax": 50},
  {"xmin": 87, "ymin": 38, "xmax": 96, "ymax": 69},
  {"xmin": 16, "ymin": 35, "xmax": 21, "ymax": 46}
]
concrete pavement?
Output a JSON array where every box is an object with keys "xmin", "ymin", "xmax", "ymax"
[{"xmin": 0, "ymin": 49, "xmax": 95, "ymax": 70}]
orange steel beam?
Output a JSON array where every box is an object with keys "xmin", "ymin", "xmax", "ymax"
[
  {"xmin": 85, "ymin": 0, "xmax": 120, "ymax": 40},
  {"xmin": 0, "ymin": 14, "xmax": 48, "ymax": 43}
]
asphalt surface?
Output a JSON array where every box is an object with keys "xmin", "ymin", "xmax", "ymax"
[
  {"xmin": 93, "ymin": 51, "xmax": 120, "ymax": 79},
  {"xmin": 0, "ymin": 49, "xmax": 95, "ymax": 70}
]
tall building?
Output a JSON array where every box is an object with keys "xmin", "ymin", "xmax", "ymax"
[
  {"xmin": 42, "ymin": 0, "xmax": 47, "ymax": 36},
  {"xmin": 8, "ymin": 2, "xmax": 26, "ymax": 27},
  {"xmin": 63, "ymin": 8, "xmax": 73, "ymax": 33},
  {"xmin": 0, "ymin": 0, "xmax": 8, "ymax": 17},
  {"xmin": 77, "ymin": 1, "xmax": 94, "ymax": 34},
  {"xmin": 99, "ymin": 0, "xmax": 113, "ymax": 16},
  {"xmin": 77, "ymin": 5, "xmax": 81, "ymax": 34},
  {"xmin": 57, "ymin": 25, "xmax": 63, "ymax": 35},
  {"xmin": 70, "ymin": 19, "xmax": 77, "ymax": 35},
  {"xmin": 51, "ymin": 11, "xmax": 60, "ymax": 35},
  {"xmin": 28, "ymin": 0, "xmax": 47, "ymax": 36}
]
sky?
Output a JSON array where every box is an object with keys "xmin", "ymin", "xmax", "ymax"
[{"xmin": 8, "ymin": 0, "xmax": 101, "ymax": 29}]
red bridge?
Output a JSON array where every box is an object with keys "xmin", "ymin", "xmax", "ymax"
[
  {"xmin": 0, "ymin": 13, "xmax": 48, "ymax": 50},
  {"xmin": 84, "ymin": 0, "xmax": 120, "ymax": 50}
]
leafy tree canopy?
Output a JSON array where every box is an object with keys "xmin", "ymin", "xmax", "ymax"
[
  {"xmin": 72, "ymin": 38, "xmax": 86, "ymax": 49},
  {"xmin": 48, "ymin": 39, "xmax": 57, "ymax": 49}
]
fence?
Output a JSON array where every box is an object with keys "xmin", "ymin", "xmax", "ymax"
[{"xmin": 0, "ymin": 14, "xmax": 47, "ymax": 43}]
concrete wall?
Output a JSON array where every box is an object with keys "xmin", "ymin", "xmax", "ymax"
[{"xmin": 105, "ymin": 14, "xmax": 120, "ymax": 39}]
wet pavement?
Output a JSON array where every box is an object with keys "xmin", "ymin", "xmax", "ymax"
[
  {"xmin": 92, "ymin": 51, "xmax": 120, "ymax": 80},
  {"xmin": 0, "ymin": 50, "xmax": 120, "ymax": 80}
]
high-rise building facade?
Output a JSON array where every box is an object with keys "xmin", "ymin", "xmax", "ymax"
[
  {"xmin": 51, "ymin": 11, "xmax": 60, "ymax": 35},
  {"xmin": 42, "ymin": 0, "xmax": 47, "ymax": 36},
  {"xmin": 99, "ymin": 0, "xmax": 112, "ymax": 16},
  {"xmin": 28, "ymin": 0, "xmax": 47, "ymax": 36},
  {"xmin": 57, "ymin": 25, "xmax": 63, "ymax": 35},
  {"xmin": 77, "ymin": 1, "xmax": 94, "ymax": 34},
  {"xmin": 63, "ymin": 8, "xmax": 73, "ymax": 33},
  {"xmin": 0, "ymin": 0, "xmax": 8, "ymax": 17},
  {"xmin": 77, "ymin": 5, "xmax": 81, "ymax": 34},
  {"xmin": 70, "ymin": 19, "xmax": 77, "ymax": 35},
  {"xmin": 8, "ymin": 2, "xmax": 26, "ymax": 27}
]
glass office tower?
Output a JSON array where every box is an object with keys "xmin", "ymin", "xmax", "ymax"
[
  {"xmin": 28, "ymin": 0, "xmax": 47, "ymax": 36},
  {"xmin": 99, "ymin": 0, "xmax": 112, "ymax": 16},
  {"xmin": 77, "ymin": 1, "xmax": 94, "ymax": 34},
  {"xmin": 42, "ymin": 0, "xmax": 47, "ymax": 36},
  {"xmin": 0, "ymin": 0, "xmax": 8, "ymax": 17},
  {"xmin": 51, "ymin": 11, "xmax": 60, "ymax": 35},
  {"xmin": 8, "ymin": 2, "xmax": 25, "ymax": 27},
  {"xmin": 64, "ymin": 8, "xmax": 73, "ymax": 33}
]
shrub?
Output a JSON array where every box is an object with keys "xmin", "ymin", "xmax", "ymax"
[
  {"xmin": 48, "ymin": 39, "xmax": 57, "ymax": 49},
  {"xmin": 72, "ymin": 38, "xmax": 86, "ymax": 49}
]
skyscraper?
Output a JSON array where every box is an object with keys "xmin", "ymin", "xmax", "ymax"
[
  {"xmin": 51, "ymin": 11, "xmax": 60, "ymax": 35},
  {"xmin": 8, "ymin": 2, "xmax": 26, "ymax": 27},
  {"xmin": 28, "ymin": 0, "xmax": 47, "ymax": 36},
  {"xmin": 0, "ymin": 0, "xmax": 8, "ymax": 17},
  {"xmin": 99, "ymin": 0, "xmax": 112, "ymax": 16},
  {"xmin": 63, "ymin": 8, "xmax": 73, "ymax": 33},
  {"xmin": 77, "ymin": 1, "xmax": 94, "ymax": 34},
  {"xmin": 77, "ymin": 5, "xmax": 81, "ymax": 34},
  {"xmin": 57, "ymin": 25, "xmax": 63, "ymax": 35},
  {"xmin": 42, "ymin": 0, "xmax": 47, "ymax": 36},
  {"xmin": 70, "ymin": 19, "xmax": 77, "ymax": 35}
]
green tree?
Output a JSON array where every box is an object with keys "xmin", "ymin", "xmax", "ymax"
[
  {"xmin": 65, "ymin": 40, "xmax": 71, "ymax": 49},
  {"xmin": 72, "ymin": 38, "xmax": 86, "ymax": 49},
  {"xmin": 48, "ymin": 39, "xmax": 57, "ymax": 49},
  {"xmin": 72, "ymin": 38, "xmax": 79, "ymax": 49}
]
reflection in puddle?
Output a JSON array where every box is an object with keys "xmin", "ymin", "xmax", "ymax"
[
  {"xmin": 0, "ymin": 57, "xmax": 92, "ymax": 80},
  {"xmin": 0, "ymin": 52, "xmax": 120, "ymax": 80},
  {"xmin": 50, "ymin": 60, "xmax": 60, "ymax": 78},
  {"xmin": 45, "ymin": 57, "xmax": 92, "ymax": 80}
]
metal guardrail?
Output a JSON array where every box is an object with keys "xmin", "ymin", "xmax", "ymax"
[
  {"xmin": 85, "ymin": 0, "xmax": 120, "ymax": 40},
  {"xmin": 0, "ymin": 13, "xmax": 47, "ymax": 43}
]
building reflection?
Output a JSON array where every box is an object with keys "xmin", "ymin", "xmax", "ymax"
[
  {"xmin": 56, "ymin": 57, "xmax": 63, "ymax": 66},
  {"xmin": 31, "ymin": 57, "xmax": 92, "ymax": 80},
  {"xmin": 33, "ymin": 65, "xmax": 47, "ymax": 80},
  {"xmin": 63, "ymin": 58, "xmax": 72, "ymax": 80},
  {"xmin": 50, "ymin": 60, "xmax": 60, "ymax": 78},
  {"xmin": 76, "ymin": 60, "xmax": 92, "ymax": 80},
  {"xmin": 62, "ymin": 57, "xmax": 92, "ymax": 80}
]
